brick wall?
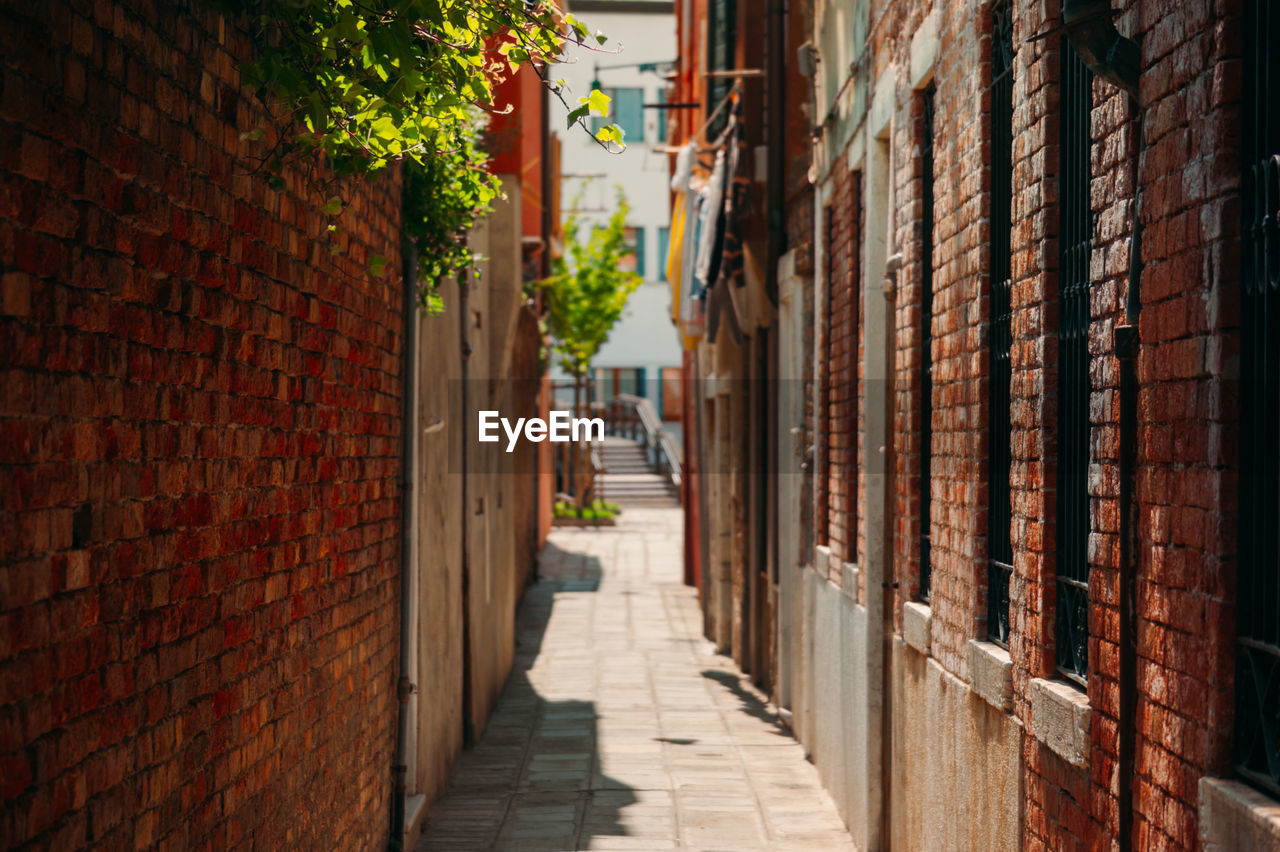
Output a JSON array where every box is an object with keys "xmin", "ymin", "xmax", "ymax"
[
  {"xmin": 1008, "ymin": 1, "xmax": 1246, "ymax": 849},
  {"xmin": 0, "ymin": 1, "xmax": 404, "ymax": 848},
  {"xmin": 1118, "ymin": 1, "xmax": 1241, "ymax": 847}
]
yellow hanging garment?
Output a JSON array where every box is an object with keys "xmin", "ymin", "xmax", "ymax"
[{"xmin": 667, "ymin": 193, "xmax": 686, "ymax": 324}]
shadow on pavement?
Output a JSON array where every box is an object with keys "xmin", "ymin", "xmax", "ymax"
[
  {"xmin": 418, "ymin": 539, "xmax": 637, "ymax": 850},
  {"xmin": 700, "ymin": 669, "xmax": 791, "ymax": 738}
]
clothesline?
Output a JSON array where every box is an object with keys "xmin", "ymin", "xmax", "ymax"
[{"xmin": 693, "ymin": 79, "xmax": 741, "ymax": 143}]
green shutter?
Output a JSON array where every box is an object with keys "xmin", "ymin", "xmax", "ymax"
[
  {"xmin": 615, "ymin": 88, "xmax": 644, "ymax": 145},
  {"xmin": 657, "ymin": 226, "xmax": 669, "ymax": 281},
  {"xmin": 634, "ymin": 227, "xmax": 646, "ymax": 279}
]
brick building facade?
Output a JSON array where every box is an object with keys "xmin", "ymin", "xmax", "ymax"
[
  {"xmin": 679, "ymin": 0, "xmax": 1280, "ymax": 848},
  {"xmin": 0, "ymin": 1, "xmax": 551, "ymax": 848}
]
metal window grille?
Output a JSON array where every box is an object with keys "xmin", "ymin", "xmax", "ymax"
[
  {"xmin": 1235, "ymin": 0, "xmax": 1280, "ymax": 798},
  {"xmin": 1055, "ymin": 40, "xmax": 1094, "ymax": 686},
  {"xmin": 987, "ymin": 0, "xmax": 1015, "ymax": 645},
  {"xmin": 851, "ymin": 172, "xmax": 862, "ymax": 524},
  {"xmin": 920, "ymin": 83, "xmax": 936, "ymax": 603},
  {"xmin": 706, "ymin": 0, "xmax": 736, "ymax": 140},
  {"xmin": 817, "ymin": 208, "xmax": 834, "ymax": 547}
]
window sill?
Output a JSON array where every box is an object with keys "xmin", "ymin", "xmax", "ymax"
[
  {"xmin": 1030, "ymin": 677, "xmax": 1090, "ymax": 768},
  {"xmin": 1200, "ymin": 777, "xmax": 1280, "ymax": 850},
  {"xmin": 903, "ymin": 601, "xmax": 932, "ymax": 655},
  {"xmin": 841, "ymin": 562, "xmax": 859, "ymax": 601},
  {"xmin": 968, "ymin": 639, "xmax": 1013, "ymax": 712}
]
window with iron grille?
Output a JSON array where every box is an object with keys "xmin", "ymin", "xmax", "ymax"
[
  {"xmin": 851, "ymin": 172, "xmax": 862, "ymax": 527},
  {"xmin": 1055, "ymin": 40, "xmax": 1094, "ymax": 686},
  {"xmin": 817, "ymin": 207, "xmax": 834, "ymax": 547},
  {"xmin": 987, "ymin": 0, "xmax": 1015, "ymax": 645},
  {"xmin": 1235, "ymin": 0, "xmax": 1280, "ymax": 798},
  {"xmin": 919, "ymin": 83, "xmax": 936, "ymax": 603},
  {"xmin": 706, "ymin": 0, "xmax": 736, "ymax": 140}
]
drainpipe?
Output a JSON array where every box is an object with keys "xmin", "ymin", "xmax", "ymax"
[
  {"xmin": 880, "ymin": 251, "xmax": 902, "ymax": 852},
  {"xmin": 392, "ymin": 241, "xmax": 420, "ymax": 848},
  {"xmin": 459, "ymin": 265, "xmax": 475, "ymax": 749},
  {"xmin": 1055, "ymin": 6, "xmax": 1141, "ymax": 844},
  {"xmin": 1115, "ymin": 96, "xmax": 1144, "ymax": 852}
]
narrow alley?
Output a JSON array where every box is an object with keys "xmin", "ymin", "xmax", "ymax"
[{"xmin": 418, "ymin": 509, "xmax": 855, "ymax": 851}]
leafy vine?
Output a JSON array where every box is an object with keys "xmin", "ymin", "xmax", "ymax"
[{"xmin": 221, "ymin": 0, "xmax": 622, "ymax": 308}]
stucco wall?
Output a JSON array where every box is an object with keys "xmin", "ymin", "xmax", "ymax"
[
  {"xmin": 794, "ymin": 565, "xmax": 877, "ymax": 851},
  {"xmin": 890, "ymin": 641, "xmax": 1023, "ymax": 851}
]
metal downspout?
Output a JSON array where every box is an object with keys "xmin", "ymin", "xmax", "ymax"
[
  {"xmin": 1116, "ymin": 97, "xmax": 1144, "ymax": 852},
  {"xmin": 392, "ymin": 242, "xmax": 419, "ymax": 848},
  {"xmin": 459, "ymin": 267, "xmax": 475, "ymax": 749}
]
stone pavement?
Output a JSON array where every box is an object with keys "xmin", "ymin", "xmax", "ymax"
[{"xmin": 417, "ymin": 508, "xmax": 857, "ymax": 851}]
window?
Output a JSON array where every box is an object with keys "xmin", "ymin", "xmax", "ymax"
[
  {"xmin": 919, "ymin": 82, "xmax": 936, "ymax": 603},
  {"xmin": 987, "ymin": 0, "xmax": 1015, "ymax": 645},
  {"xmin": 594, "ymin": 87, "xmax": 644, "ymax": 144},
  {"xmin": 1235, "ymin": 0, "xmax": 1280, "ymax": 797},
  {"xmin": 658, "ymin": 226, "xmax": 670, "ymax": 281},
  {"xmin": 1055, "ymin": 39, "xmax": 1094, "ymax": 686},
  {"xmin": 655, "ymin": 89, "xmax": 668, "ymax": 145},
  {"xmin": 706, "ymin": 0, "xmax": 736, "ymax": 139},
  {"xmin": 620, "ymin": 226, "xmax": 646, "ymax": 278},
  {"xmin": 817, "ymin": 207, "xmax": 834, "ymax": 547}
]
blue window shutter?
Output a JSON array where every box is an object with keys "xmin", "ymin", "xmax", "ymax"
[
  {"xmin": 615, "ymin": 88, "xmax": 644, "ymax": 145},
  {"xmin": 634, "ymin": 227, "xmax": 646, "ymax": 278},
  {"xmin": 656, "ymin": 90, "xmax": 667, "ymax": 144},
  {"xmin": 657, "ymin": 227, "xmax": 669, "ymax": 281}
]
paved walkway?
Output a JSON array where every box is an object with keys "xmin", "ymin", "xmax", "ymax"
[{"xmin": 418, "ymin": 508, "xmax": 856, "ymax": 851}]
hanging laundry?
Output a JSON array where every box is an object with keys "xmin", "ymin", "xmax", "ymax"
[
  {"xmin": 704, "ymin": 104, "xmax": 745, "ymax": 344},
  {"xmin": 692, "ymin": 149, "xmax": 727, "ymax": 301},
  {"xmin": 719, "ymin": 102, "xmax": 755, "ymax": 334}
]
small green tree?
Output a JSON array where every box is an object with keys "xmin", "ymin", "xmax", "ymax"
[
  {"xmin": 534, "ymin": 190, "xmax": 643, "ymax": 507},
  {"xmin": 538, "ymin": 193, "xmax": 642, "ymax": 390}
]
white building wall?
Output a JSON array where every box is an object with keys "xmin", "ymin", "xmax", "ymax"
[{"xmin": 552, "ymin": 8, "xmax": 681, "ymax": 412}]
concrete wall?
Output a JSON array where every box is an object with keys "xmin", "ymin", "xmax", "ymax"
[
  {"xmin": 404, "ymin": 180, "xmax": 541, "ymax": 842},
  {"xmin": 889, "ymin": 642, "xmax": 1023, "ymax": 852},
  {"xmin": 792, "ymin": 565, "xmax": 876, "ymax": 850}
]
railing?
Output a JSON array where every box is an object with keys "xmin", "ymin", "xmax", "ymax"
[{"xmin": 604, "ymin": 394, "xmax": 682, "ymax": 490}]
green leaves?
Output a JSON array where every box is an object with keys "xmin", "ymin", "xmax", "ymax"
[
  {"xmin": 595, "ymin": 124, "xmax": 623, "ymax": 145},
  {"xmin": 584, "ymin": 89, "xmax": 611, "ymax": 116},
  {"xmin": 229, "ymin": 0, "xmax": 620, "ymax": 312}
]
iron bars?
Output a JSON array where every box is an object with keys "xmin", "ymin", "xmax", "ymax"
[
  {"xmin": 987, "ymin": 0, "xmax": 1015, "ymax": 646},
  {"xmin": 1055, "ymin": 39, "xmax": 1094, "ymax": 687},
  {"xmin": 1235, "ymin": 0, "xmax": 1280, "ymax": 799},
  {"xmin": 920, "ymin": 83, "xmax": 936, "ymax": 604}
]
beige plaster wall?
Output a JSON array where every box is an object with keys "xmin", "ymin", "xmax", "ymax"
[{"xmin": 889, "ymin": 640, "xmax": 1023, "ymax": 852}]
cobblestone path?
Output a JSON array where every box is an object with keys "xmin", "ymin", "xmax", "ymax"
[{"xmin": 417, "ymin": 508, "xmax": 856, "ymax": 851}]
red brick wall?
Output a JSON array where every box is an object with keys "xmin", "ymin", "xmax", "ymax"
[
  {"xmin": 1009, "ymin": 1, "xmax": 1245, "ymax": 849},
  {"xmin": 1120, "ymin": 1, "xmax": 1241, "ymax": 847},
  {"xmin": 0, "ymin": 2, "xmax": 404, "ymax": 848}
]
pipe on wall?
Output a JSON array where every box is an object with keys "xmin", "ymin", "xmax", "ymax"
[
  {"xmin": 392, "ymin": 241, "xmax": 420, "ymax": 848},
  {"xmin": 1115, "ymin": 95, "xmax": 1145, "ymax": 852}
]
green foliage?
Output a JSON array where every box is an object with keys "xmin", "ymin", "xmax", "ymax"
[
  {"xmin": 402, "ymin": 121, "xmax": 494, "ymax": 313},
  {"xmin": 223, "ymin": 0, "xmax": 621, "ymax": 305},
  {"xmin": 554, "ymin": 498, "xmax": 620, "ymax": 519},
  {"xmin": 533, "ymin": 191, "xmax": 643, "ymax": 378}
]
